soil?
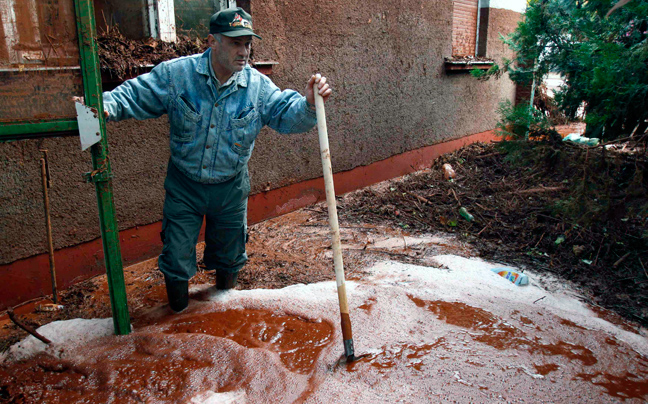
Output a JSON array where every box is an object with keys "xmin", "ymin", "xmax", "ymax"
[{"xmin": 1, "ymin": 135, "xmax": 646, "ymax": 356}]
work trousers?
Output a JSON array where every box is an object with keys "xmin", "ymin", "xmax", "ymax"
[{"xmin": 158, "ymin": 161, "xmax": 249, "ymax": 282}]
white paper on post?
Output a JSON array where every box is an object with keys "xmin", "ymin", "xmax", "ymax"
[{"xmin": 75, "ymin": 102, "xmax": 102, "ymax": 151}]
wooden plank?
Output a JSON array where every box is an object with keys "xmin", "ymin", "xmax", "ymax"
[{"xmin": 157, "ymin": 0, "xmax": 176, "ymax": 42}]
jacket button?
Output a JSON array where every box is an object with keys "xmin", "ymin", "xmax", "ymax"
[
  {"xmin": 203, "ymin": 165, "xmax": 207, "ymax": 169},
  {"xmin": 210, "ymin": 124, "xmax": 215, "ymax": 128},
  {"xmin": 206, "ymin": 145, "xmax": 211, "ymax": 149},
  {"xmin": 214, "ymin": 103, "xmax": 219, "ymax": 107}
]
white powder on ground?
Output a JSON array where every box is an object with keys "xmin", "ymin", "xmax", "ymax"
[
  {"xmin": 6, "ymin": 255, "xmax": 646, "ymax": 361},
  {"xmin": 4, "ymin": 249, "xmax": 647, "ymax": 403},
  {"xmin": 6, "ymin": 318, "xmax": 114, "ymax": 361}
]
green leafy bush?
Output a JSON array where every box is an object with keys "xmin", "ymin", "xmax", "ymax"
[
  {"xmin": 495, "ymin": 100, "xmax": 550, "ymax": 140},
  {"xmin": 475, "ymin": 0, "xmax": 648, "ymax": 140}
]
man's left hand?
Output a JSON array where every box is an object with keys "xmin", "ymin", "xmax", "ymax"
[{"xmin": 305, "ymin": 74, "xmax": 332, "ymax": 106}]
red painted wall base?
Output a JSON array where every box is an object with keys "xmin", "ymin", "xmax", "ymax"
[{"xmin": 0, "ymin": 130, "xmax": 497, "ymax": 309}]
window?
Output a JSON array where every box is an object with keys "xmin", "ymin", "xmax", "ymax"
[
  {"xmin": 451, "ymin": 0, "xmax": 480, "ymax": 57},
  {"xmin": 445, "ymin": 0, "xmax": 493, "ymax": 72}
]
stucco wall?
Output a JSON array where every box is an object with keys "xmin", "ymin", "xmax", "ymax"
[
  {"xmin": 0, "ymin": 119, "xmax": 170, "ymax": 265},
  {"xmin": 0, "ymin": 0, "xmax": 522, "ymax": 265},
  {"xmin": 248, "ymin": 0, "xmax": 519, "ymax": 191}
]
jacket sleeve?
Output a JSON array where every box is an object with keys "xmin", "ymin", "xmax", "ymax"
[
  {"xmin": 259, "ymin": 77, "xmax": 317, "ymax": 134},
  {"xmin": 102, "ymin": 62, "xmax": 170, "ymax": 122}
]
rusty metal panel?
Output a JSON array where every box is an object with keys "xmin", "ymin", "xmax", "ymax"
[
  {"xmin": 0, "ymin": 0, "xmax": 81, "ymax": 122},
  {"xmin": 0, "ymin": 69, "xmax": 82, "ymax": 122}
]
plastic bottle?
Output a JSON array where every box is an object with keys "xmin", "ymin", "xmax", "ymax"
[
  {"xmin": 490, "ymin": 268, "xmax": 529, "ymax": 286},
  {"xmin": 562, "ymin": 133, "xmax": 600, "ymax": 147},
  {"xmin": 459, "ymin": 207, "xmax": 474, "ymax": 222},
  {"xmin": 442, "ymin": 163, "xmax": 456, "ymax": 180}
]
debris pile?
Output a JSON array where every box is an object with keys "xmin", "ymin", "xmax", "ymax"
[
  {"xmin": 97, "ymin": 27, "xmax": 208, "ymax": 80},
  {"xmin": 338, "ymin": 140, "xmax": 648, "ymax": 326}
]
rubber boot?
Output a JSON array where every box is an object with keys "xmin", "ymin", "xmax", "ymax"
[
  {"xmin": 164, "ymin": 276, "xmax": 189, "ymax": 313},
  {"xmin": 216, "ymin": 271, "xmax": 238, "ymax": 290}
]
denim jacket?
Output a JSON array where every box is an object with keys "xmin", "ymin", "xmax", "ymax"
[{"xmin": 103, "ymin": 49, "xmax": 317, "ymax": 183}]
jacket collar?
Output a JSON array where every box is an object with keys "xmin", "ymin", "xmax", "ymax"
[{"xmin": 197, "ymin": 49, "xmax": 248, "ymax": 88}]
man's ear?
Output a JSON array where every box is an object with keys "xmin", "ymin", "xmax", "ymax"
[{"xmin": 207, "ymin": 34, "xmax": 217, "ymax": 48}]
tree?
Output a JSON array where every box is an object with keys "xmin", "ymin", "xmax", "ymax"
[{"xmin": 475, "ymin": 0, "xmax": 648, "ymax": 140}]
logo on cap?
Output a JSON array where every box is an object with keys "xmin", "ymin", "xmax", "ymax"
[{"xmin": 230, "ymin": 13, "xmax": 252, "ymax": 29}]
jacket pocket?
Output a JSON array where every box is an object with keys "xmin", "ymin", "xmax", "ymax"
[
  {"xmin": 170, "ymin": 96, "xmax": 201, "ymax": 142},
  {"xmin": 230, "ymin": 107, "xmax": 260, "ymax": 156}
]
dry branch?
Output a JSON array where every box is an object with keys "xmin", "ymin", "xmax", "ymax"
[
  {"xmin": 7, "ymin": 308, "xmax": 51, "ymax": 344},
  {"xmin": 507, "ymin": 186, "xmax": 567, "ymax": 195}
]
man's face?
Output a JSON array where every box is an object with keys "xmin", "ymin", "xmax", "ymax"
[{"xmin": 209, "ymin": 34, "xmax": 252, "ymax": 76}]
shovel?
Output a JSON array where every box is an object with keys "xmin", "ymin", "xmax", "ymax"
[{"xmin": 313, "ymin": 83, "xmax": 356, "ymax": 362}]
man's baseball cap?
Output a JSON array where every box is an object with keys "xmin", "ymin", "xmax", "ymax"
[{"xmin": 209, "ymin": 8, "xmax": 262, "ymax": 39}]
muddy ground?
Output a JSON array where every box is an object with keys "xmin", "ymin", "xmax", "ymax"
[{"xmin": 1, "ymin": 136, "xmax": 646, "ymax": 354}]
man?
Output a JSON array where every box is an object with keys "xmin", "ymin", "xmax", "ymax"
[{"xmin": 101, "ymin": 7, "xmax": 331, "ymax": 312}]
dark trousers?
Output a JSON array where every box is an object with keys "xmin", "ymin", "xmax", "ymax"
[{"xmin": 158, "ymin": 161, "xmax": 249, "ymax": 282}]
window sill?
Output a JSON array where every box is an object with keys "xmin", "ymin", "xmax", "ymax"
[
  {"xmin": 444, "ymin": 57, "xmax": 494, "ymax": 73},
  {"xmin": 252, "ymin": 61, "xmax": 278, "ymax": 76}
]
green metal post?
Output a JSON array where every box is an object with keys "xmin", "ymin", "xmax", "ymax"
[{"xmin": 74, "ymin": 0, "xmax": 130, "ymax": 335}]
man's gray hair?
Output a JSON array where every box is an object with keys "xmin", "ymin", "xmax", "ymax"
[{"xmin": 213, "ymin": 33, "xmax": 222, "ymax": 43}]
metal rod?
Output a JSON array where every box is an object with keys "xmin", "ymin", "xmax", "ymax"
[
  {"xmin": 74, "ymin": 0, "xmax": 130, "ymax": 335},
  {"xmin": 525, "ymin": 58, "xmax": 538, "ymax": 141},
  {"xmin": 40, "ymin": 150, "xmax": 58, "ymax": 304},
  {"xmin": 314, "ymin": 84, "xmax": 355, "ymax": 361},
  {"xmin": 0, "ymin": 119, "xmax": 78, "ymax": 140}
]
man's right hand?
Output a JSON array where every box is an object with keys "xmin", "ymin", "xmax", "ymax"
[
  {"xmin": 305, "ymin": 74, "xmax": 332, "ymax": 106},
  {"xmin": 72, "ymin": 96, "xmax": 110, "ymax": 118}
]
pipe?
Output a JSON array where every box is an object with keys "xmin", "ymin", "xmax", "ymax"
[
  {"xmin": 314, "ymin": 82, "xmax": 355, "ymax": 361},
  {"xmin": 525, "ymin": 58, "xmax": 538, "ymax": 141},
  {"xmin": 146, "ymin": 0, "xmax": 158, "ymax": 39},
  {"xmin": 74, "ymin": 0, "xmax": 131, "ymax": 335},
  {"xmin": 40, "ymin": 149, "xmax": 58, "ymax": 304},
  {"xmin": 0, "ymin": 66, "xmax": 81, "ymax": 73}
]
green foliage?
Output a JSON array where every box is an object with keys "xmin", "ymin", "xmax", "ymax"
[
  {"xmin": 471, "ymin": 56, "xmax": 511, "ymax": 81},
  {"xmin": 481, "ymin": 0, "xmax": 648, "ymax": 140},
  {"xmin": 493, "ymin": 99, "xmax": 565, "ymax": 167},
  {"xmin": 471, "ymin": 62, "xmax": 502, "ymax": 80},
  {"xmin": 495, "ymin": 100, "xmax": 550, "ymax": 140}
]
